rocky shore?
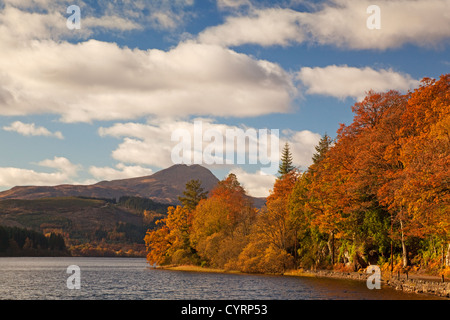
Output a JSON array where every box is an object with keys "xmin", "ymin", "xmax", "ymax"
[
  {"xmin": 287, "ymin": 269, "xmax": 450, "ymax": 299},
  {"xmin": 386, "ymin": 277, "xmax": 450, "ymax": 298},
  {"xmin": 163, "ymin": 265, "xmax": 450, "ymax": 299}
]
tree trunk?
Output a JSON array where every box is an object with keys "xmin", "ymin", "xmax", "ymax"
[
  {"xmin": 294, "ymin": 230, "xmax": 298, "ymax": 268},
  {"xmin": 328, "ymin": 231, "xmax": 335, "ymax": 265},
  {"xmin": 445, "ymin": 243, "xmax": 450, "ymax": 267},
  {"xmin": 390, "ymin": 214, "xmax": 394, "ymax": 272},
  {"xmin": 399, "ymin": 219, "xmax": 409, "ymax": 268}
]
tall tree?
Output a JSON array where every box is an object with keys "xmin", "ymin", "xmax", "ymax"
[
  {"xmin": 311, "ymin": 134, "xmax": 333, "ymax": 165},
  {"xmin": 144, "ymin": 205, "xmax": 194, "ymax": 266},
  {"xmin": 178, "ymin": 179, "xmax": 208, "ymax": 211},
  {"xmin": 236, "ymin": 170, "xmax": 297, "ymax": 273},
  {"xmin": 278, "ymin": 142, "xmax": 295, "ymax": 176},
  {"xmin": 191, "ymin": 174, "xmax": 256, "ymax": 268}
]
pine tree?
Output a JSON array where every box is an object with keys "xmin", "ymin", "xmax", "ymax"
[
  {"xmin": 178, "ymin": 179, "xmax": 208, "ymax": 211},
  {"xmin": 278, "ymin": 142, "xmax": 295, "ymax": 176},
  {"xmin": 312, "ymin": 134, "xmax": 333, "ymax": 165}
]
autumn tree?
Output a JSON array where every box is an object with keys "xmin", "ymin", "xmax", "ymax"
[
  {"xmin": 144, "ymin": 221, "xmax": 171, "ymax": 265},
  {"xmin": 295, "ymin": 76, "xmax": 449, "ymax": 271},
  {"xmin": 144, "ymin": 205, "xmax": 196, "ymax": 266},
  {"xmin": 264, "ymin": 170, "xmax": 299, "ymax": 252},
  {"xmin": 148, "ymin": 74, "xmax": 450, "ymax": 274},
  {"xmin": 300, "ymin": 90, "xmax": 409, "ymax": 269},
  {"xmin": 237, "ymin": 170, "xmax": 298, "ymax": 273},
  {"xmin": 379, "ymin": 75, "xmax": 450, "ymax": 267},
  {"xmin": 190, "ymin": 174, "xmax": 256, "ymax": 269}
]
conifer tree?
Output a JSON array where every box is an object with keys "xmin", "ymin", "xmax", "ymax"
[
  {"xmin": 178, "ymin": 179, "xmax": 208, "ymax": 211},
  {"xmin": 278, "ymin": 142, "xmax": 295, "ymax": 176},
  {"xmin": 312, "ymin": 134, "xmax": 333, "ymax": 165}
]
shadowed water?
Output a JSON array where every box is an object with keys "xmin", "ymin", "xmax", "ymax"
[{"xmin": 0, "ymin": 257, "xmax": 440, "ymax": 300}]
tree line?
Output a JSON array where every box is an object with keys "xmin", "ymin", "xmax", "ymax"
[
  {"xmin": 0, "ymin": 225, "xmax": 68, "ymax": 257},
  {"xmin": 145, "ymin": 74, "xmax": 449, "ymax": 275}
]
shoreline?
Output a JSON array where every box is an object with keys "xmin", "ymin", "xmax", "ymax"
[{"xmin": 159, "ymin": 265, "xmax": 450, "ymax": 299}]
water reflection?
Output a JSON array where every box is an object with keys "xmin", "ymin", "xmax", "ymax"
[{"xmin": 0, "ymin": 257, "xmax": 441, "ymax": 300}]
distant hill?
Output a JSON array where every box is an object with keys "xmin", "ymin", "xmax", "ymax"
[
  {"xmin": 0, "ymin": 197, "xmax": 140, "ymax": 239},
  {"xmin": 0, "ymin": 164, "xmax": 267, "ymax": 257},
  {"xmin": 0, "ymin": 164, "xmax": 266, "ymax": 207},
  {"xmin": 0, "ymin": 164, "xmax": 220, "ymax": 205},
  {"xmin": 0, "ymin": 196, "xmax": 168, "ymax": 257}
]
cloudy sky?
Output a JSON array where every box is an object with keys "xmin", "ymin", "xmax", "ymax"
[{"xmin": 0, "ymin": 0, "xmax": 448, "ymax": 197}]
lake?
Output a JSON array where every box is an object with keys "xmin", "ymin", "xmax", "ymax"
[{"xmin": 0, "ymin": 257, "xmax": 439, "ymax": 300}]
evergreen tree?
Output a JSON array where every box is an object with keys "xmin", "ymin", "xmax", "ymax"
[
  {"xmin": 178, "ymin": 179, "xmax": 208, "ymax": 211},
  {"xmin": 311, "ymin": 134, "xmax": 333, "ymax": 165},
  {"xmin": 278, "ymin": 142, "xmax": 295, "ymax": 176}
]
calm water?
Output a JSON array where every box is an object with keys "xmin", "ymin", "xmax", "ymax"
[{"xmin": 0, "ymin": 257, "xmax": 440, "ymax": 300}]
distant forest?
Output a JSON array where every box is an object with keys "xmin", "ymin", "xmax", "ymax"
[
  {"xmin": 0, "ymin": 225, "xmax": 68, "ymax": 257},
  {"xmin": 78, "ymin": 195, "xmax": 171, "ymax": 214},
  {"xmin": 117, "ymin": 196, "xmax": 171, "ymax": 214}
]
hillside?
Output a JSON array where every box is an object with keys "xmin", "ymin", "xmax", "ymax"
[
  {"xmin": 0, "ymin": 164, "xmax": 266, "ymax": 207},
  {"xmin": 0, "ymin": 196, "xmax": 171, "ymax": 257},
  {"xmin": 0, "ymin": 164, "xmax": 267, "ymax": 256},
  {"xmin": 0, "ymin": 164, "xmax": 220, "ymax": 204}
]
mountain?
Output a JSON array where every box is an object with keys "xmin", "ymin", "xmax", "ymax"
[
  {"xmin": 0, "ymin": 164, "xmax": 267, "ymax": 257},
  {"xmin": 0, "ymin": 164, "xmax": 266, "ymax": 207},
  {"xmin": 0, "ymin": 196, "xmax": 167, "ymax": 257},
  {"xmin": 0, "ymin": 164, "xmax": 219, "ymax": 204}
]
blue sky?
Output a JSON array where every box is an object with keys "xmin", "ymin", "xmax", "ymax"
[{"xmin": 0, "ymin": 0, "xmax": 448, "ymax": 197}]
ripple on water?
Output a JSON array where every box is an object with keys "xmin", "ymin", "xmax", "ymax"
[{"xmin": 0, "ymin": 257, "xmax": 442, "ymax": 300}]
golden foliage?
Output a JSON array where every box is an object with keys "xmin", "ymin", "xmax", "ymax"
[{"xmin": 145, "ymin": 75, "xmax": 450, "ymax": 274}]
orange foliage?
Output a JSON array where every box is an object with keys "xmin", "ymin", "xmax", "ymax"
[
  {"xmin": 145, "ymin": 74, "xmax": 450, "ymax": 274},
  {"xmin": 190, "ymin": 174, "xmax": 257, "ymax": 268},
  {"xmin": 144, "ymin": 205, "xmax": 192, "ymax": 266}
]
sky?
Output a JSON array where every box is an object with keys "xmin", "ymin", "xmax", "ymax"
[{"xmin": 0, "ymin": 0, "xmax": 448, "ymax": 197}]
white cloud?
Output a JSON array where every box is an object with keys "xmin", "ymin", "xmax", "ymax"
[
  {"xmin": 82, "ymin": 15, "xmax": 142, "ymax": 32},
  {"xmin": 0, "ymin": 36, "xmax": 295, "ymax": 122},
  {"xmin": 297, "ymin": 65, "xmax": 420, "ymax": 100},
  {"xmin": 217, "ymin": 0, "xmax": 252, "ymax": 10},
  {"xmin": 150, "ymin": 11, "xmax": 179, "ymax": 30},
  {"xmin": 227, "ymin": 130, "xmax": 321, "ymax": 197},
  {"xmin": 198, "ymin": 8, "xmax": 305, "ymax": 47},
  {"xmin": 37, "ymin": 157, "xmax": 81, "ymax": 177},
  {"xmin": 98, "ymin": 120, "xmax": 185, "ymax": 168},
  {"xmin": 99, "ymin": 118, "xmax": 321, "ymax": 175},
  {"xmin": 0, "ymin": 5, "xmax": 75, "ymax": 41},
  {"xmin": 282, "ymin": 130, "xmax": 322, "ymax": 169},
  {"xmin": 133, "ymin": 0, "xmax": 195, "ymax": 30},
  {"xmin": 0, "ymin": 2, "xmax": 142, "ymax": 42},
  {"xmin": 230, "ymin": 167, "xmax": 276, "ymax": 198},
  {"xmin": 302, "ymin": 0, "xmax": 450, "ymax": 50},
  {"xmin": 198, "ymin": 0, "xmax": 450, "ymax": 50},
  {"xmin": 99, "ymin": 119, "xmax": 281, "ymax": 170},
  {"xmin": 0, "ymin": 157, "xmax": 80, "ymax": 188},
  {"xmin": 2, "ymin": 0, "xmax": 63, "ymax": 9},
  {"xmin": 89, "ymin": 163, "xmax": 153, "ymax": 181},
  {"xmin": 3, "ymin": 121, "xmax": 64, "ymax": 139}
]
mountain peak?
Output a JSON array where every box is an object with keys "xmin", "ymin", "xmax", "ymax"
[{"xmin": 0, "ymin": 164, "xmax": 220, "ymax": 204}]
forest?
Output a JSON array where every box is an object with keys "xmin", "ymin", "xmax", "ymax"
[
  {"xmin": 145, "ymin": 74, "xmax": 449, "ymax": 276},
  {"xmin": 0, "ymin": 225, "xmax": 68, "ymax": 257}
]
